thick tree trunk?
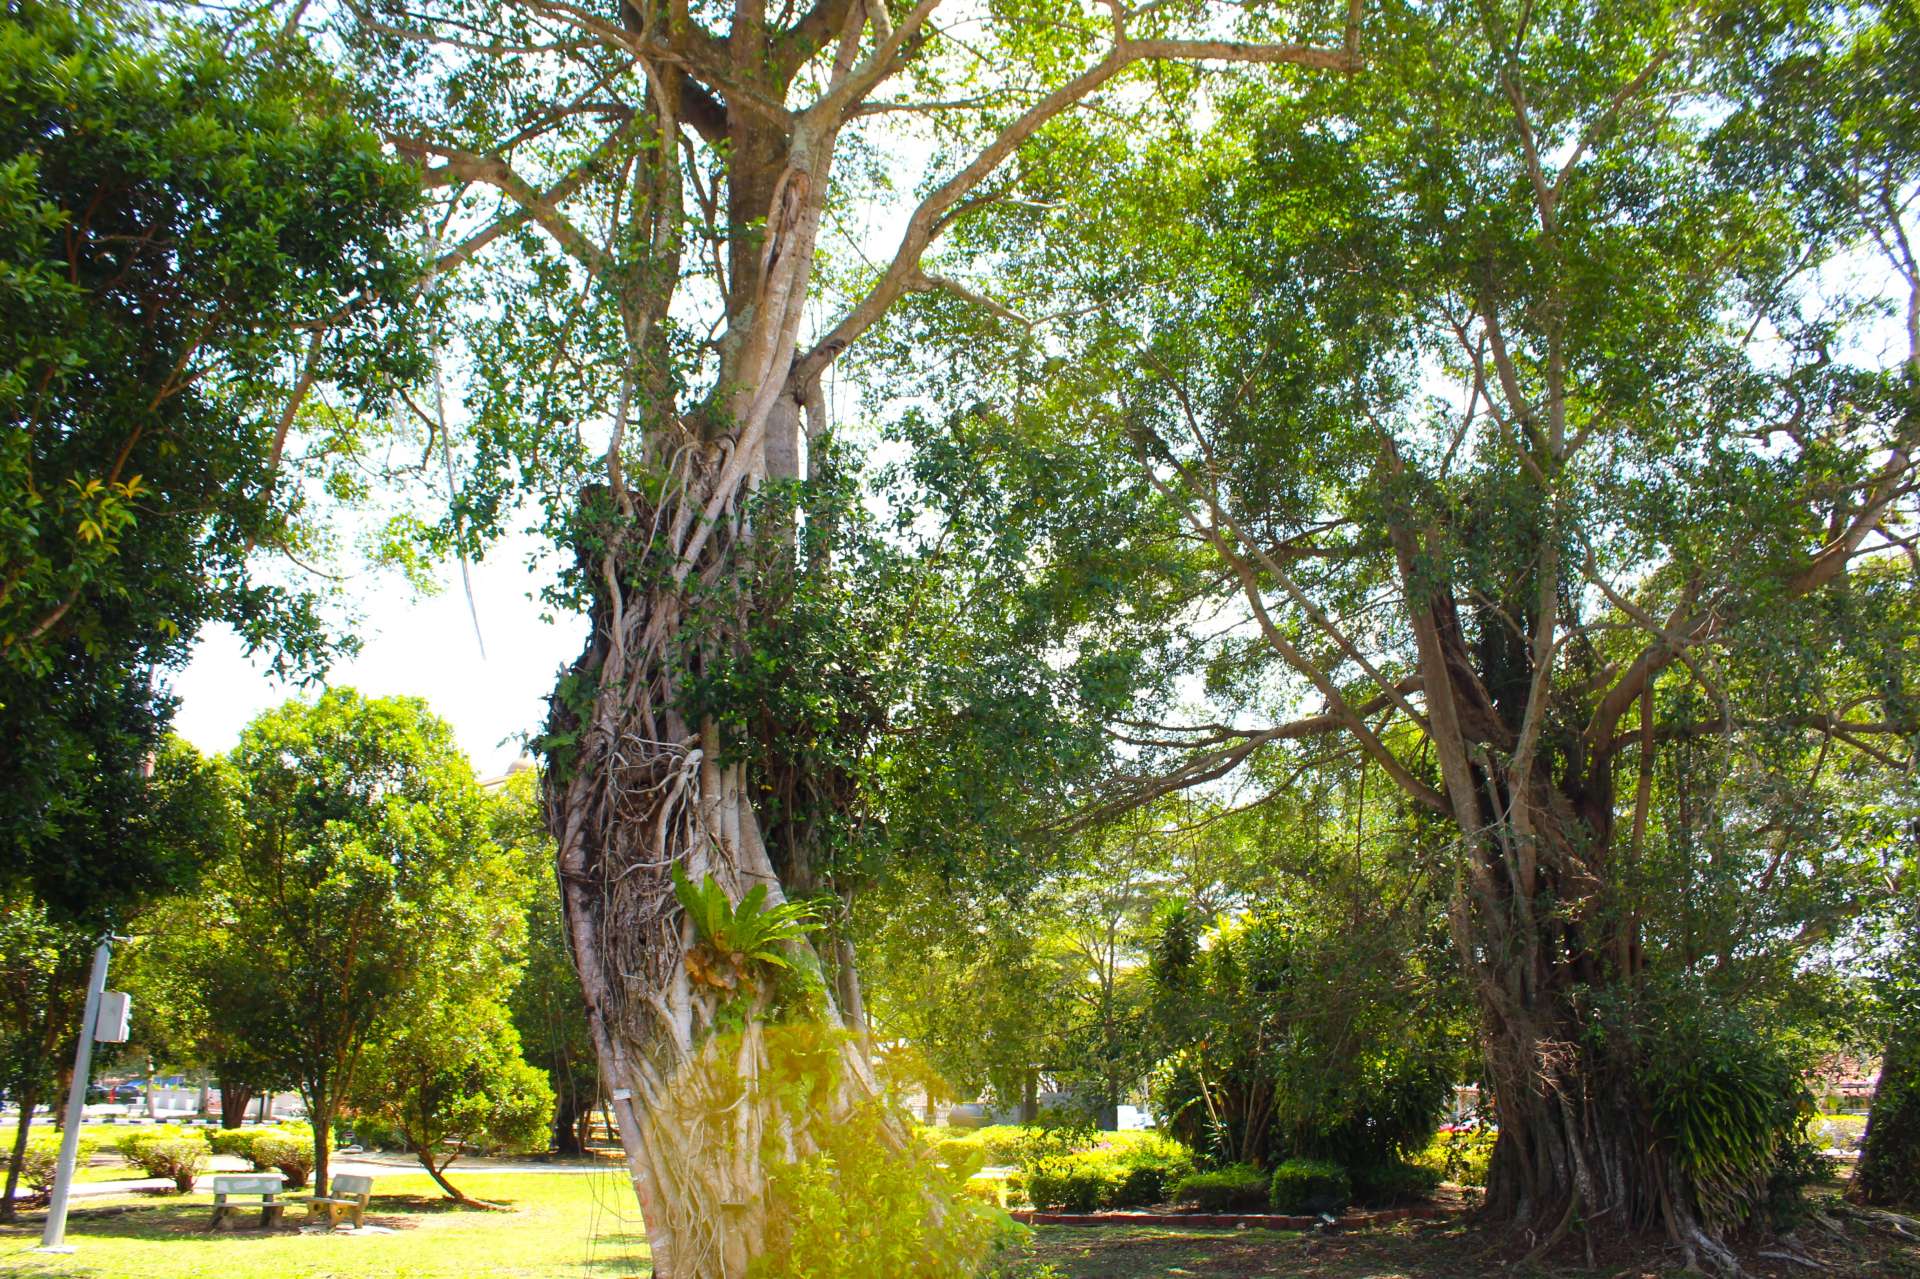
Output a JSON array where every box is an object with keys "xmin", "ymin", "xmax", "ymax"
[
  {"xmin": 218, "ymin": 1078, "xmax": 254, "ymax": 1130},
  {"xmin": 1458, "ymin": 829, "xmax": 1742, "ymax": 1267},
  {"xmin": 1856, "ymin": 1025, "xmax": 1919, "ymax": 1206},
  {"xmin": 1388, "ymin": 560, "xmax": 1744, "ymax": 1266},
  {"xmin": 543, "ymin": 441, "xmax": 902, "ymax": 1277}
]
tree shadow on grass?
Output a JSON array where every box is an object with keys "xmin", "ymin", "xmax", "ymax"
[{"xmin": 0, "ymin": 1193, "xmax": 533, "ymax": 1244}]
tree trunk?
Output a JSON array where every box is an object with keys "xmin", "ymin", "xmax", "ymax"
[
  {"xmin": 218, "ymin": 1077, "xmax": 254, "ymax": 1130},
  {"xmin": 553, "ymin": 1092, "xmax": 585, "ymax": 1157},
  {"xmin": 307, "ymin": 1091, "xmax": 333, "ymax": 1198},
  {"xmin": 543, "ymin": 452, "xmax": 904, "ymax": 1276},
  {"xmin": 1, "ymin": 1082, "xmax": 38, "ymax": 1221},
  {"xmin": 1387, "ymin": 560, "xmax": 1746, "ymax": 1267},
  {"xmin": 51, "ymin": 1065, "xmax": 69, "ymax": 1131},
  {"xmin": 1856, "ymin": 1023, "xmax": 1919, "ymax": 1206}
]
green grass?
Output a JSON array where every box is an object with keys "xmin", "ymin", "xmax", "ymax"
[
  {"xmin": 0, "ymin": 1172, "xmax": 650, "ymax": 1279},
  {"xmin": 1812, "ymin": 1112, "xmax": 1869, "ymax": 1149},
  {"xmin": 70, "ymin": 1166, "xmax": 152, "ymax": 1186}
]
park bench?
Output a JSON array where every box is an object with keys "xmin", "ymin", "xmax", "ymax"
[
  {"xmin": 209, "ymin": 1172, "xmax": 287, "ymax": 1230},
  {"xmin": 306, "ymin": 1173, "xmax": 374, "ymax": 1229}
]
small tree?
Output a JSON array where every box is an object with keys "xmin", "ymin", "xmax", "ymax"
[
  {"xmin": 354, "ymin": 996, "xmax": 553, "ymax": 1206},
  {"xmin": 497, "ymin": 771, "xmax": 600, "ymax": 1156},
  {"xmin": 225, "ymin": 689, "xmax": 499, "ymax": 1196}
]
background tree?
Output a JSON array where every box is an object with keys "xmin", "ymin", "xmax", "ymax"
[
  {"xmin": 224, "ymin": 688, "xmax": 501, "ymax": 1196},
  {"xmin": 496, "ymin": 769, "xmax": 601, "ymax": 1156},
  {"xmin": 123, "ymin": 884, "xmax": 292, "ymax": 1131},
  {"xmin": 0, "ymin": 898, "xmax": 91, "ymax": 1221},
  {"xmin": 1, "ymin": 0, "xmax": 428, "ymax": 1200},
  {"xmin": 868, "ymin": 0, "xmax": 1919, "ymax": 1262},
  {"xmin": 353, "ymin": 994, "xmax": 553, "ymax": 1205},
  {"xmin": 0, "ymin": 737, "xmax": 227, "ymax": 1216}
]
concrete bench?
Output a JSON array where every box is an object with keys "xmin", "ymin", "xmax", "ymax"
[
  {"xmin": 209, "ymin": 1172, "xmax": 287, "ymax": 1230},
  {"xmin": 307, "ymin": 1173, "xmax": 373, "ymax": 1229}
]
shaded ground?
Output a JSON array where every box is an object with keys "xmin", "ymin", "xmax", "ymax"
[{"xmin": 1028, "ymin": 1201, "xmax": 1920, "ymax": 1279}]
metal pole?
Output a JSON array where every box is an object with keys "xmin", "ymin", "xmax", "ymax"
[{"xmin": 37, "ymin": 938, "xmax": 111, "ymax": 1253}]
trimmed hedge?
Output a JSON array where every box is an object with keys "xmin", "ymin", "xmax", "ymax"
[
  {"xmin": 1268, "ymin": 1157, "xmax": 1351, "ymax": 1214},
  {"xmin": 1019, "ymin": 1138, "xmax": 1194, "ymax": 1211},
  {"xmin": 205, "ymin": 1124, "xmax": 317, "ymax": 1188},
  {"xmin": 114, "ymin": 1126, "xmax": 205, "ymax": 1192},
  {"xmin": 1171, "ymin": 1163, "xmax": 1268, "ymax": 1212},
  {"xmin": 1024, "ymin": 1154, "xmax": 1112, "ymax": 1212}
]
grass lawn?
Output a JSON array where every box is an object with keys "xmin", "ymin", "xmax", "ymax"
[{"xmin": 0, "ymin": 1172, "xmax": 650, "ymax": 1279}]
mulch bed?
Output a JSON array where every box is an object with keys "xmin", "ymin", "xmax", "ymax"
[{"xmin": 1010, "ymin": 1204, "xmax": 1456, "ymax": 1230}]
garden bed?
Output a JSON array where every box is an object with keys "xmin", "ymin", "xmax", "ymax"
[{"xmin": 1010, "ymin": 1203, "xmax": 1456, "ymax": 1230}]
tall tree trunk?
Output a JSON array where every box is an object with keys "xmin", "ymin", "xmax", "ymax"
[
  {"xmin": 1391, "ymin": 556, "xmax": 1743, "ymax": 1268},
  {"xmin": 51, "ymin": 1065, "xmax": 69, "ymax": 1131}
]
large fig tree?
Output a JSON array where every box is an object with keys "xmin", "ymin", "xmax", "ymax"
[
  {"xmin": 864, "ymin": 0, "xmax": 1920, "ymax": 1264},
  {"xmin": 319, "ymin": 0, "xmax": 1364, "ymax": 1270}
]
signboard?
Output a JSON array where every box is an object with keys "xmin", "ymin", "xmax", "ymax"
[{"xmin": 95, "ymin": 991, "xmax": 131, "ymax": 1044}]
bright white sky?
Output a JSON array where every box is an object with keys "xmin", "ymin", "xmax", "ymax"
[{"xmin": 170, "ymin": 532, "xmax": 580, "ymax": 778}]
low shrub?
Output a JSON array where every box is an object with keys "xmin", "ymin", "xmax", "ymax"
[
  {"xmin": 1412, "ymin": 1127, "xmax": 1495, "ymax": 1188},
  {"xmin": 338, "ymin": 1113, "xmax": 405, "ymax": 1151},
  {"xmin": 1171, "ymin": 1163, "xmax": 1268, "ymax": 1212},
  {"xmin": 932, "ymin": 1137, "xmax": 986, "ymax": 1180},
  {"xmin": 1351, "ymin": 1158, "xmax": 1440, "ymax": 1206},
  {"xmin": 1023, "ymin": 1154, "xmax": 1113, "ymax": 1212},
  {"xmin": 964, "ymin": 1125, "xmax": 1040, "ymax": 1166},
  {"xmin": 961, "ymin": 1176, "xmax": 1010, "ymax": 1209},
  {"xmin": 114, "ymin": 1127, "xmax": 206, "ymax": 1192},
  {"xmin": 202, "ymin": 1124, "xmax": 316, "ymax": 1188},
  {"xmin": 17, "ymin": 1134, "xmax": 98, "ymax": 1204},
  {"xmin": 249, "ymin": 1130, "xmax": 316, "ymax": 1189},
  {"xmin": 1269, "ymin": 1157, "xmax": 1352, "ymax": 1214},
  {"xmin": 1110, "ymin": 1137, "xmax": 1194, "ymax": 1207}
]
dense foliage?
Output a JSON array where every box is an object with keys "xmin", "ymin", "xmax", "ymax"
[{"xmin": 0, "ymin": 0, "xmax": 424, "ymax": 920}]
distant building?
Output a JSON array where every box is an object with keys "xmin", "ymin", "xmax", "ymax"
[{"xmin": 1810, "ymin": 1054, "xmax": 1880, "ymax": 1109}]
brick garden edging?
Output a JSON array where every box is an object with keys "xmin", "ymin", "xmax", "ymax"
[{"xmin": 1009, "ymin": 1205, "xmax": 1453, "ymax": 1230}]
